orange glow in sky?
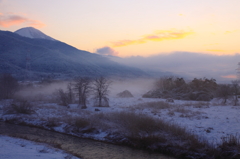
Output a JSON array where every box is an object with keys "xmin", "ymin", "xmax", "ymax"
[
  {"xmin": 1, "ymin": 0, "xmax": 240, "ymax": 57},
  {"xmin": 111, "ymin": 30, "xmax": 193, "ymax": 47}
]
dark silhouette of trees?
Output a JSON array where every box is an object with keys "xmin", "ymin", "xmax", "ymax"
[
  {"xmin": 145, "ymin": 77, "xmax": 217, "ymax": 101},
  {"xmin": 92, "ymin": 77, "xmax": 111, "ymax": 107},
  {"xmin": 190, "ymin": 78, "xmax": 217, "ymax": 92},
  {"xmin": 74, "ymin": 77, "xmax": 92, "ymax": 109},
  {"xmin": 216, "ymin": 84, "xmax": 232, "ymax": 104},
  {"xmin": 0, "ymin": 74, "xmax": 19, "ymax": 99},
  {"xmin": 231, "ymin": 80, "xmax": 240, "ymax": 106},
  {"xmin": 155, "ymin": 76, "xmax": 187, "ymax": 93}
]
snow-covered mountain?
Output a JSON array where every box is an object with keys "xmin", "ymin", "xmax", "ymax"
[
  {"xmin": 14, "ymin": 27, "xmax": 55, "ymax": 41},
  {"xmin": 0, "ymin": 29, "xmax": 147, "ymax": 80}
]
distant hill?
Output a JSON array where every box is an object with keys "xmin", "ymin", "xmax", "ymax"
[{"xmin": 0, "ymin": 28, "xmax": 147, "ymax": 80}]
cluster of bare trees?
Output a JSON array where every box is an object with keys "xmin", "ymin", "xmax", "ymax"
[
  {"xmin": 151, "ymin": 76, "xmax": 240, "ymax": 105},
  {"xmin": 56, "ymin": 77, "xmax": 111, "ymax": 108}
]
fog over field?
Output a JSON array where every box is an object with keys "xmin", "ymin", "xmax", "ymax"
[{"xmin": 108, "ymin": 52, "xmax": 240, "ymax": 83}]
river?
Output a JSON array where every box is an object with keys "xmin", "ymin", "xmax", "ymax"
[{"xmin": 0, "ymin": 122, "xmax": 176, "ymax": 159}]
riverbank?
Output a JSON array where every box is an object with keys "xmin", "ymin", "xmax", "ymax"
[
  {"xmin": 0, "ymin": 135, "xmax": 80, "ymax": 159},
  {"xmin": 0, "ymin": 122, "xmax": 173, "ymax": 159}
]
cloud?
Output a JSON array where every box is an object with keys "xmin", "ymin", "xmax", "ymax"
[
  {"xmin": 224, "ymin": 30, "xmax": 238, "ymax": 34},
  {"xmin": 110, "ymin": 52, "xmax": 240, "ymax": 83},
  {"xmin": 206, "ymin": 49, "xmax": 226, "ymax": 52},
  {"xmin": 221, "ymin": 75, "xmax": 237, "ymax": 79},
  {"xmin": 0, "ymin": 13, "xmax": 45, "ymax": 28},
  {"xmin": 96, "ymin": 46, "xmax": 118, "ymax": 56},
  {"xmin": 112, "ymin": 30, "xmax": 193, "ymax": 47}
]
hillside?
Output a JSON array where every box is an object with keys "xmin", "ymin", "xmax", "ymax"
[{"xmin": 0, "ymin": 29, "xmax": 147, "ymax": 80}]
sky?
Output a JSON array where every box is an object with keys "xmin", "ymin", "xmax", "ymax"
[{"xmin": 0, "ymin": 0, "xmax": 239, "ymax": 81}]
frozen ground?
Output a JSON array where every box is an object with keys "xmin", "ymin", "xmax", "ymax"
[
  {"xmin": 108, "ymin": 96, "xmax": 240, "ymax": 145},
  {"xmin": 1, "ymin": 95, "xmax": 238, "ymax": 145},
  {"xmin": 0, "ymin": 79, "xmax": 239, "ymax": 157},
  {"xmin": 0, "ymin": 135, "xmax": 80, "ymax": 159}
]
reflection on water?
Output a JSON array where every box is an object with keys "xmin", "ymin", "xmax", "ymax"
[{"xmin": 0, "ymin": 122, "xmax": 174, "ymax": 159}]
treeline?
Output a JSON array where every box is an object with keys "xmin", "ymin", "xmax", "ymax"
[
  {"xmin": 0, "ymin": 74, "xmax": 111, "ymax": 108},
  {"xmin": 55, "ymin": 77, "xmax": 111, "ymax": 108},
  {"xmin": 143, "ymin": 76, "xmax": 240, "ymax": 105},
  {"xmin": 1, "ymin": 74, "xmax": 239, "ymax": 106}
]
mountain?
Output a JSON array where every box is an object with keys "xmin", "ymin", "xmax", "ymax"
[
  {"xmin": 0, "ymin": 28, "xmax": 147, "ymax": 80},
  {"xmin": 15, "ymin": 27, "xmax": 55, "ymax": 41}
]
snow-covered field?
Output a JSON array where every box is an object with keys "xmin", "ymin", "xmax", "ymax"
[
  {"xmin": 1, "ymin": 95, "xmax": 238, "ymax": 145},
  {"xmin": 0, "ymin": 79, "xmax": 239, "ymax": 158},
  {"xmin": 0, "ymin": 135, "xmax": 80, "ymax": 159},
  {"xmin": 106, "ymin": 96, "xmax": 240, "ymax": 145}
]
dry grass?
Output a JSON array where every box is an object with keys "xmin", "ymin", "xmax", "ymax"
[
  {"xmin": 181, "ymin": 101, "xmax": 210, "ymax": 108},
  {"xmin": 86, "ymin": 111, "xmax": 211, "ymax": 151},
  {"xmin": 168, "ymin": 106, "xmax": 206, "ymax": 119},
  {"xmin": 211, "ymin": 134, "xmax": 240, "ymax": 159},
  {"xmin": 3, "ymin": 99, "xmax": 35, "ymax": 115},
  {"xmin": 221, "ymin": 134, "xmax": 240, "ymax": 147},
  {"xmin": 137, "ymin": 101, "xmax": 172, "ymax": 109},
  {"xmin": 45, "ymin": 117, "xmax": 61, "ymax": 127},
  {"xmin": 97, "ymin": 111, "xmax": 216, "ymax": 158},
  {"xmin": 74, "ymin": 117, "xmax": 90, "ymax": 128}
]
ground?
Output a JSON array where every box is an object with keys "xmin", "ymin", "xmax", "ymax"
[{"xmin": 0, "ymin": 80, "xmax": 239, "ymax": 158}]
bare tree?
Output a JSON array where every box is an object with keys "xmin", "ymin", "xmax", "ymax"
[
  {"xmin": 0, "ymin": 74, "xmax": 19, "ymax": 99},
  {"xmin": 67, "ymin": 82, "xmax": 74, "ymax": 104},
  {"xmin": 155, "ymin": 76, "xmax": 176, "ymax": 91},
  {"xmin": 232, "ymin": 80, "xmax": 240, "ymax": 106},
  {"xmin": 155, "ymin": 76, "xmax": 186, "ymax": 91},
  {"xmin": 92, "ymin": 77, "xmax": 111, "ymax": 107},
  {"xmin": 55, "ymin": 88, "xmax": 70, "ymax": 107},
  {"xmin": 216, "ymin": 84, "xmax": 232, "ymax": 104},
  {"xmin": 74, "ymin": 77, "xmax": 92, "ymax": 109}
]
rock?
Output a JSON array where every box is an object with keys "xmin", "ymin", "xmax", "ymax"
[
  {"xmin": 117, "ymin": 90, "xmax": 134, "ymax": 98},
  {"xmin": 166, "ymin": 98, "xmax": 174, "ymax": 103}
]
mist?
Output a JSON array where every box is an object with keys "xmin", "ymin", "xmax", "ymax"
[
  {"xmin": 16, "ymin": 81, "xmax": 71, "ymax": 100},
  {"xmin": 109, "ymin": 52, "xmax": 240, "ymax": 83},
  {"xmin": 16, "ymin": 78, "xmax": 156, "ymax": 101},
  {"xmin": 109, "ymin": 78, "xmax": 156, "ymax": 97}
]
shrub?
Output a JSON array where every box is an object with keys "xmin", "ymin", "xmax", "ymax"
[
  {"xmin": 54, "ymin": 89, "xmax": 70, "ymax": 107},
  {"xmin": 136, "ymin": 101, "xmax": 172, "ymax": 110},
  {"xmin": 3, "ymin": 99, "xmax": 35, "ymax": 115},
  {"xmin": 215, "ymin": 84, "xmax": 232, "ymax": 104},
  {"xmin": 74, "ymin": 117, "xmax": 90, "ymax": 128}
]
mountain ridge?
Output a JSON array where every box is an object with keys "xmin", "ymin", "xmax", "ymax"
[{"xmin": 0, "ymin": 28, "xmax": 148, "ymax": 80}]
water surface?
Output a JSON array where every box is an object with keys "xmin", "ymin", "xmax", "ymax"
[{"xmin": 0, "ymin": 122, "xmax": 175, "ymax": 159}]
